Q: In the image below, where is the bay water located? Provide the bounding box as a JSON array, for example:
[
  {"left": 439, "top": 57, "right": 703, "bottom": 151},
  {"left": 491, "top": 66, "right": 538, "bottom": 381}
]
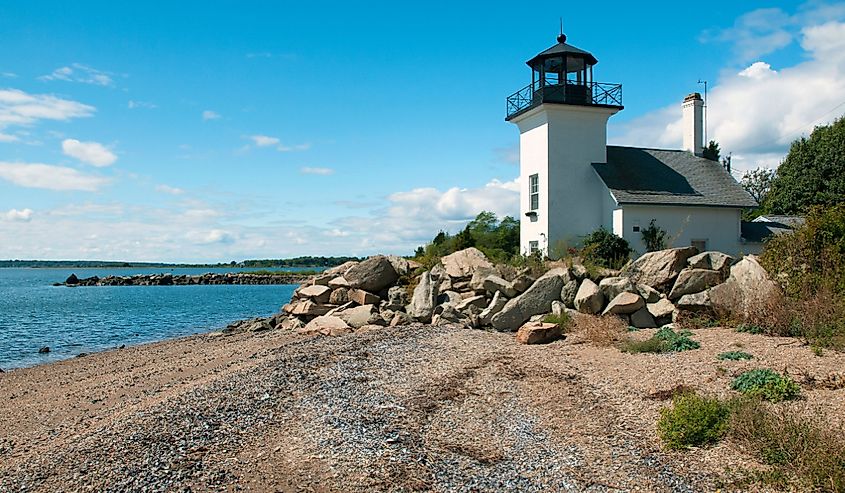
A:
[{"left": 0, "top": 267, "right": 298, "bottom": 370}]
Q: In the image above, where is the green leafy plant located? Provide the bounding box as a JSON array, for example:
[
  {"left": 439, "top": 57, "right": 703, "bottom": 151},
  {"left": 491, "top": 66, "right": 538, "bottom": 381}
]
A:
[
  {"left": 717, "top": 351, "right": 753, "bottom": 361},
  {"left": 731, "top": 369, "right": 801, "bottom": 402},
  {"left": 736, "top": 323, "right": 765, "bottom": 335},
  {"left": 581, "top": 227, "right": 633, "bottom": 269},
  {"left": 655, "top": 327, "right": 701, "bottom": 352},
  {"left": 657, "top": 391, "right": 730, "bottom": 450},
  {"left": 641, "top": 219, "right": 667, "bottom": 252},
  {"left": 543, "top": 312, "right": 572, "bottom": 332}
]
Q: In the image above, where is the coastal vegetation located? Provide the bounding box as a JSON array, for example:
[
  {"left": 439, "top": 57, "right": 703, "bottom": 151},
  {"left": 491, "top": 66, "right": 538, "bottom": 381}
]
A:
[{"left": 414, "top": 211, "right": 520, "bottom": 264}]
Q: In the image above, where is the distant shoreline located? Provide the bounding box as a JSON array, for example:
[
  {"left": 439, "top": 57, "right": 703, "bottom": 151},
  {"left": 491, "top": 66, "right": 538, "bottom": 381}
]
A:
[{"left": 0, "top": 256, "right": 361, "bottom": 269}]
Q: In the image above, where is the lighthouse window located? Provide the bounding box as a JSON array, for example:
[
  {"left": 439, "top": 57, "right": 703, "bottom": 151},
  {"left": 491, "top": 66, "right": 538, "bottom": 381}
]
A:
[{"left": 529, "top": 174, "right": 539, "bottom": 211}]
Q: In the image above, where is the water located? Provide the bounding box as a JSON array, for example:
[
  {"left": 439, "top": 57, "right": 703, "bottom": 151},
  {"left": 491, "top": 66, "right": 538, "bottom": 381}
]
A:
[{"left": 0, "top": 267, "right": 300, "bottom": 370}]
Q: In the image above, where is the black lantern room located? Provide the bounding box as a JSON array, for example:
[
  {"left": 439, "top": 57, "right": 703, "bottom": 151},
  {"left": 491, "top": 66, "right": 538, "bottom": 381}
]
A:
[{"left": 506, "top": 33, "right": 622, "bottom": 120}]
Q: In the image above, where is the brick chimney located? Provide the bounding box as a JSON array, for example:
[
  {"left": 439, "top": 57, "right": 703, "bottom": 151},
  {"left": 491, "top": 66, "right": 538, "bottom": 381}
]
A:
[{"left": 682, "top": 93, "right": 704, "bottom": 156}]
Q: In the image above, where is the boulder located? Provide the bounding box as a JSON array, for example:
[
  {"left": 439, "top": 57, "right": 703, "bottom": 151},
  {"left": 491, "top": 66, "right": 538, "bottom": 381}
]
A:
[
  {"left": 469, "top": 267, "right": 498, "bottom": 291},
  {"left": 386, "top": 255, "right": 411, "bottom": 277},
  {"left": 408, "top": 272, "right": 438, "bottom": 323},
  {"left": 622, "top": 246, "right": 699, "bottom": 292},
  {"left": 630, "top": 307, "right": 657, "bottom": 328},
  {"left": 668, "top": 268, "right": 723, "bottom": 300},
  {"left": 386, "top": 286, "right": 408, "bottom": 309},
  {"left": 551, "top": 300, "right": 565, "bottom": 316},
  {"left": 348, "top": 289, "right": 380, "bottom": 306},
  {"left": 343, "top": 256, "right": 399, "bottom": 292},
  {"left": 440, "top": 247, "right": 493, "bottom": 279},
  {"left": 311, "top": 273, "right": 334, "bottom": 286},
  {"left": 482, "top": 275, "right": 518, "bottom": 298},
  {"left": 515, "top": 322, "right": 564, "bottom": 345},
  {"left": 491, "top": 268, "right": 568, "bottom": 331},
  {"left": 676, "top": 291, "right": 713, "bottom": 313},
  {"left": 687, "top": 251, "right": 734, "bottom": 277},
  {"left": 647, "top": 298, "right": 675, "bottom": 324},
  {"left": 602, "top": 292, "right": 645, "bottom": 315},
  {"left": 432, "top": 304, "right": 468, "bottom": 326},
  {"left": 561, "top": 280, "right": 578, "bottom": 308},
  {"left": 302, "top": 315, "right": 350, "bottom": 336},
  {"left": 329, "top": 287, "right": 349, "bottom": 305},
  {"left": 328, "top": 276, "right": 350, "bottom": 289},
  {"left": 279, "top": 317, "right": 304, "bottom": 331},
  {"left": 709, "top": 255, "right": 781, "bottom": 319},
  {"left": 283, "top": 300, "right": 333, "bottom": 317},
  {"left": 390, "top": 311, "right": 413, "bottom": 327},
  {"left": 298, "top": 284, "right": 332, "bottom": 304},
  {"left": 65, "top": 273, "right": 80, "bottom": 285},
  {"left": 336, "top": 304, "right": 384, "bottom": 329},
  {"left": 511, "top": 273, "right": 536, "bottom": 293},
  {"left": 324, "top": 261, "right": 358, "bottom": 277},
  {"left": 479, "top": 291, "right": 507, "bottom": 326},
  {"left": 569, "top": 264, "right": 589, "bottom": 281},
  {"left": 599, "top": 277, "right": 637, "bottom": 301},
  {"left": 456, "top": 295, "right": 488, "bottom": 312},
  {"left": 437, "top": 290, "right": 463, "bottom": 306},
  {"left": 636, "top": 284, "right": 661, "bottom": 303},
  {"left": 574, "top": 279, "right": 605, "bottom": 315}
]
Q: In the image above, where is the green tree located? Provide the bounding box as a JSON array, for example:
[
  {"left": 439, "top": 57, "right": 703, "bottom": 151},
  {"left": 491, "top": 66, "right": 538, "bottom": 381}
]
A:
[
  {"left": 702, "top": 140, "right": 720, "bottom": 162},
  {"left": 453, "top": 224, "right": 476, "bottom": 251},
  {"left": 764, "top": 116, "right": 845, "bottom": 214},
  {"left": 413, "top": 246, "right": 425, "bottom": 258},
  {"left": 641, "top": 219, "right": 667, "bottom": 252}
]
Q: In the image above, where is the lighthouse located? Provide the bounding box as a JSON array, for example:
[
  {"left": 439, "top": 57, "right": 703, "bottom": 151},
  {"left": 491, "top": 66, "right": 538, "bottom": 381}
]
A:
[{"left": 506, "top": 32, "right": 623, "bottom": 257}]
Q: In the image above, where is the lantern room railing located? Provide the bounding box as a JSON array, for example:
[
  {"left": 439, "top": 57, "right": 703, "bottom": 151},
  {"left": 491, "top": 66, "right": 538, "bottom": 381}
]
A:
[{"left": 505, "top": 81, "right": 623, "bottom": 119}]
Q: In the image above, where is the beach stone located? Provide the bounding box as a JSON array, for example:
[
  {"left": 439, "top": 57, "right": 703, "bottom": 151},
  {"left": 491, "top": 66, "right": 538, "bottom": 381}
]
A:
[
  {"left": 337, "top": 304, "right": 385, "bottom": 329},
  {"left": 516, "top": 322, "right": 563, "bottom": 345},
  {"left": 440, "top": 247, "right": 493, "bottom": 279},
  {"left": 676, "top": 291, "right": 713, "bottom": 313},
  {"left": 38, "top": 346, "right": 50, "bottom": 354},
  {"left": 630, "top": 306, "right": 657, "bottom": 328},
  {"left": 569, "top": 263, "right": 589, "bottom": 281},
  {"left": 386, "top": 255, "right": 411, "bottom": 277},
  {"left": 310, "top": 273, "right": 334, "bottom": 286},
  {"left": 561, "top": 280, "right": 578, "bottom": 308},
  {"left": 709, "top": 255, "right": 781, "bottom": 319},
  {"left": 328, "top": 276, "right": 350, "bottom": 289},
  {"left": 636, "top": 284, "right": 661, "bottom": 303},
  {"left": 432, "top": 304, "right": 468, "bottom": 326},
  {"left": 482, "top": 275, "right": 517, "bottom": 298},
  {"left": 479, "top": 291, "right": 507, "bottom": 326},
  {"left": 574, "top": 278, "right": 604, "bottom": 315},
  {"left": 329, "top": 287, "right": 349, "bottom": 305},
  {"left": 469, "top": 267, "right": 498, "bottom": 291},
  {"left": 344, "top": 256, "right": 398, "bottom": 292},
  {"left": 302, "top": 315, "right": 350, "bottom": 335},
  {"left": 551, "top": 300, "right": 565, "bottom": 316},
  {"left": 687, "top": 251, "right": 734, "bottom": 277},
  {"left": 408, "top": 271, "right": 438, "bottom": 323},
  {"left": 491, "top": 268, "right": 567, "bottom": 331},
  {"left": 284, "top": 300, "right": 333, "bottom": 317},
  {"left": 668, "top": 268, "right": 723, "bottom": 300},
  {"left": 647, "top": 298, "right": 675, "bottom": 324},
  {"left": 602, "top": 292, "right": 645, "bottom": 315},
  {"left": 298, "top": 284, "right": 332, "bottom": 304},
  {"left": 456, "top": 295, "right": 487, "bottom": 312},
  {"left": 348, "top": 289, "right": 380, "bottom": 306},
  {"left": 511, "top": 273, "right": 536, "bottom": 293},
  {"left": 390, "top": 311, "right": 413, "bottom": 327},
  {"left": 387, "top": 286, "right": 408, "bottom": 308},
  {"left": 622, "top": 246, "right": 699, "bottom": 291},
  {"left": 599, "top": 277, "right": 637, "bottom": 301}
]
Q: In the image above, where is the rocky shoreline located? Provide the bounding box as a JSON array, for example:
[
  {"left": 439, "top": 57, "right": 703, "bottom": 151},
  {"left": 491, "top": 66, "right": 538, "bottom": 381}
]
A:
[{"left": 56, "top": 272, "right": 310, "bottom": 287}]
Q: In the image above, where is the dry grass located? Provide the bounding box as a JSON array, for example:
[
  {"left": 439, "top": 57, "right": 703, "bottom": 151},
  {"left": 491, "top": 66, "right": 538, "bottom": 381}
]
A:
[{"left": 572, "top": 314, "right": 627, "bottom": 347}]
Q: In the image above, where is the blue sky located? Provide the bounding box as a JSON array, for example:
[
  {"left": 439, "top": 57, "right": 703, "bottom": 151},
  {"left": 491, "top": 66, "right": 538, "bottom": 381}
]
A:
[{"left": 1, "top": 1, "right": 844, "bottom": 262}]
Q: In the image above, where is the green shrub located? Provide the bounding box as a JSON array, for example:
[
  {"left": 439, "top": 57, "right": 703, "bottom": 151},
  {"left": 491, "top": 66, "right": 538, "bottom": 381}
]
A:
[
  {"left": 621, "top": 336, "right": 666, "bottom": 354},
  {"left": 581, "top": 227, "right": 632, "bottom": 269},
  {"left": 717, "top": 351, "right": 753, "bottom": 361},
  {"left": 641, "top": 219, "right": 667, "bottom": 252},
  {"left": 657, "top": 391, "right": 730, "bottom": 450},
  {"left": 736, "top": 323, "right": 765, "bottom": 335},
  {"left": 655, "top": 327, "right": 701, "bottom": 352},
  {"left": 731, "top": 369, "right": 801, "bottom": 402},
  {"left": 543, "top": 312, "right": 572, "bottom": 332}
]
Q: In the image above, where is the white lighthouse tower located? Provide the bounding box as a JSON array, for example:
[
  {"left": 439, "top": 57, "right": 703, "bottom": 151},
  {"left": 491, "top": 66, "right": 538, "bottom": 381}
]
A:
[{"left": 506, "top": 33, "right": 623, "bottom": 257}]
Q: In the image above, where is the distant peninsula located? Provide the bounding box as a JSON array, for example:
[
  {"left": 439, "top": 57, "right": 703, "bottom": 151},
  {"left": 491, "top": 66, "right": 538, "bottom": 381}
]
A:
[{"left": 0, "top": 256, "right": 361, "bottom": 269}]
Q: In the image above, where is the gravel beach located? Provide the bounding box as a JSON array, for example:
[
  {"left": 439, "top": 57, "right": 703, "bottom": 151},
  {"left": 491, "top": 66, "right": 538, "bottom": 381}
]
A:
[{"left": 2, "top": 324, "right": 843, "bottom": 492}]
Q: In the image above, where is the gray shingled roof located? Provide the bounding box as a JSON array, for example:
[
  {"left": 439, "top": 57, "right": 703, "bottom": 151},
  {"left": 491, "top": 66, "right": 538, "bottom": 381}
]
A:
[
  {"left": 592, "top": 146, "right": 758, "bottom": 208},
  {"left": 528, "top": 42, "right": 598, "bottom": 66}
]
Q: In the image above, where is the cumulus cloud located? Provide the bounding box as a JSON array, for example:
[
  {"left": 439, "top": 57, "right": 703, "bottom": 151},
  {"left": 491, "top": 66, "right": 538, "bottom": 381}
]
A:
[
  {"left": 202, "top": 110, "right": 221, "bottom": 121},
  {"left": 610, "top": 17, "right": 845, "bottom": 172},
  {"left": 155, "top": 184, "right": 184, "bottom": 195},
  {"left": 249, "top": 134, "right": 280, "bottom": 147},
  {"left": 3, "top": 208, "right": 33, "bottom": 222},
  {"left": 0, "top": 89, "right": 94, "bottom": 129},
  {"left": 0, "top": 162, "right": 109, "bottom": 191},
  {"left": 0, "top": 132, "right": 19, "bottom": 143},
  {"left": 39, "top": 63, "right": 114, "bottom": 86},
  {"left": 189, "top": 229, "right": 235, "bottom": 245},
  {"left": 61, "top": 139, "right": 117, "bottom": 167},
  {"left": 300, "top": 166, "right": 334, "bottom": 175}
]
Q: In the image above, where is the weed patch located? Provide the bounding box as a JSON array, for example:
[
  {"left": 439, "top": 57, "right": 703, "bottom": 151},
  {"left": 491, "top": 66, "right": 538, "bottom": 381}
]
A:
[
  {"left": 717, "top": 351, "right": 753, "bottom": 361},
  {"left": 621, "top": 327, "right": 700, "bottom": 354},
  {"left": 657, "top": 391, "right": 730, "bottom": 449},
  {"left": 731, "top": 369, "right": 801, "bottom": 402}
]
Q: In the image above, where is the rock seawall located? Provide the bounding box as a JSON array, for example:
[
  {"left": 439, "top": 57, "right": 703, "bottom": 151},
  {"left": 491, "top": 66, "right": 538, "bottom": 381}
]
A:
[{"left": 58, "top": 272, "right": 310, "bottom": 287}]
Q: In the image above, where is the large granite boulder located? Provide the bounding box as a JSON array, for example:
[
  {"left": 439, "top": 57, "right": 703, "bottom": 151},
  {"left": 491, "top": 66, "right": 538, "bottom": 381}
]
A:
[
  {"left": 687, "top": 251, "right": 734, "bottom": 277},
  {"left": 599, "top": 277, "right": 637, "bottom": 301},
  {"left": 440, "top": 247, "right": 494, "bottom": 279},
  {"left": 479, "top": 291, "right": 507, "bottom": 326},
  {"left": 709, "top": 255, "right": 781, "bottom": 319},
  {"left": 298, "top": 284, "right": 332, "bottom": 304},
  {"left": 336, "top": 304, "right": 384, "bottom": 329},
  {"left": 676, "top": 291, "right": 713, "bottom": 313},
  {"left": 602, "top": 292, "right": 645, "bottom": 315},
  {"left": 561, "top": 280, "right": 578, "bottom": 309},
  {"left": 622, "top": 246, "right": 699, "bottom": 292},
  {"left": 647, "top": 298, "right": 675, "bottom": 325},
  {"left": 344, "top": 256, "right": 399, "bottom": 293},
  {"left": 482, "top": 275, "right": 517, "bottom": 298},
  {"left": 668, "top": 268, "right": 723, "bottom": 300},
  {"left": 515, "top": 322, "right": 563, "bottom": 345},
  {"left": 574, "top": 278, "right": 604, "bottom": 315},
  {"left": 630, "top": 307, "right": 658, "bottom": 328},
  {"left": 408, "top": 271, "right": 439, "bottom": 323},
  {"left": 469, "top": 267, "right": 498, "bottom": 291},
  {"left": 324, "top": 261, "right": 358, "bottom": 277},
  {"left": 301, "top": 315, "right": 351, "bottom": 336},
  {"left": 386, "top": 255, "right": 411, "bottom": 277},
  {"left": 491, "top": 268, "right": 568, "bottom": 331}
]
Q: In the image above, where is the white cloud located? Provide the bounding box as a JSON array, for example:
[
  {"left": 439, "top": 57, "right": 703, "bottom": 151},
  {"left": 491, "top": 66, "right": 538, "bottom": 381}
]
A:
[
  {"left": 610, "top": 16, "right": 845, "bottom": 173},
  {"left": 0, "top": 162, "right": 109, "bottom": 191},
  {"left": 187, "top": 229, "right": 235, "bottom": 245},
  {"left": 0, "top": 89, "right": 94, "bottom": 129},
  {"left": 202, "top": 110, "right": 221, "bottom": 121},
  {"left": 61, "top": 139, "right": 117, "bottom": 167},
  {"left": 0, "top": 132, "right": 19, "bottom": 143},
  {"left": 3, "top": 208, "right": 33, "bottom": 222},
  {"left": 155, "top": 184, "right": 184, "bottom": 195},
  {"left": 1, "top": 72, "right": 17, "bottom": 78},
  {"left": 249, "top": 134, "right": 280, "bottom": 147},
  {"left": 39, "top": 63, "right": 114, "bottom": 86},
  {"left": 278, "top": 142, "right": 311, "bottom": 152},
  {"left": 300, "top": 166, "right": 334, "bottom": 175},
  {"left": 127, "top": 100, "right": 157, "bottom": 109}
]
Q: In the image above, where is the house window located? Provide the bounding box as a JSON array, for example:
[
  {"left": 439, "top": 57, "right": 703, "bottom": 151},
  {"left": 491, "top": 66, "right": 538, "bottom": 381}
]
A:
[
  {"left": 529, "top": 174, "right": 539, "bottom": 211},
  {"left": 691, "top": 239, "right": 707, "bottom": 252},
  {"left": 529, "top": 241, "right": 539, "bottom": 254},
  {"left": 632, "top": 225, "right": 640, "bottom": 233}
]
